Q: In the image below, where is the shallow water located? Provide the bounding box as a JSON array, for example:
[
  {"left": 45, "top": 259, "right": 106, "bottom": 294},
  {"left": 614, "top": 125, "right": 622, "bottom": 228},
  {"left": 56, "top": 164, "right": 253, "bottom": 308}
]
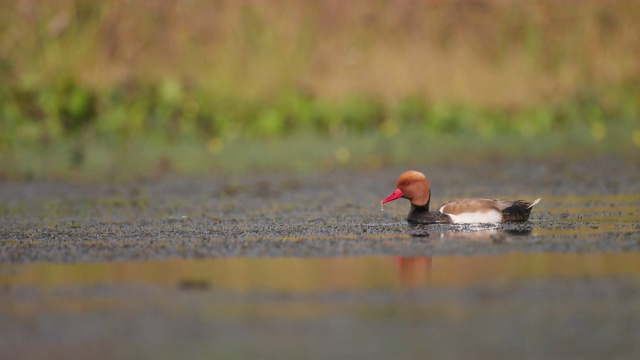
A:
[
  {"left": 1, "top": 192, "right": 639, "bottom": 262},
  {"left": 2, "top": 252, "right": 640, "bottom": 359},
  {"left": 4, "top": 252, "right": 640, "bottom": 291},
  {"left": 1, "top": 160, "right": 640, "bottom": 359}
]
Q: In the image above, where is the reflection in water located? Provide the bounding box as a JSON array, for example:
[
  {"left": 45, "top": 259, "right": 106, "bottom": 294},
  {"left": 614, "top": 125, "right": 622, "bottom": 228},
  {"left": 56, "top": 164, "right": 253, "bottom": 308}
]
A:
[
  {"left": 3, "top": 252, "right": 640, "bottom": 292},
  {"left": 398, "top": 227, "right": 538, "bottom": 287},
  {"left": 410, "top": 228, "right": 532, "bottom": 244},
  {"left": 396, "top": 256, "right": 432, "bottom": 287}
]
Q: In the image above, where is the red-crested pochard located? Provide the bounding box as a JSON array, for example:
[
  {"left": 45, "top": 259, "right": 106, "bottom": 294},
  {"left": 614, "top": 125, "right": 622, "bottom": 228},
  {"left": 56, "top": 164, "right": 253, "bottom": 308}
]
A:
[{"left": 381, "top": 170, "right": 541, "bottom": 224}]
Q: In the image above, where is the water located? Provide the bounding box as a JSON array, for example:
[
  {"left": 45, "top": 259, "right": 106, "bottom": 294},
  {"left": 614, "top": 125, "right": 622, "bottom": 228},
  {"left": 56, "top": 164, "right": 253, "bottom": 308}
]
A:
[
  {"left": 3, "top": 252, "right": 640, "bottom": 291},
  {"left": 3, "top": 252, "right": 640, "bottom": 359},
  {"left": 1, "top": 164, "right": 640, "bottom": 359}
]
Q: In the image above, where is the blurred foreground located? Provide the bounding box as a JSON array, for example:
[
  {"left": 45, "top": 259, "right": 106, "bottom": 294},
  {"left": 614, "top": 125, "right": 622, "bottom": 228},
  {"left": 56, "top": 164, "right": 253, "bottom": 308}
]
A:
[{"left": 2, "top": 255, "right": 640, "bottom": 360}]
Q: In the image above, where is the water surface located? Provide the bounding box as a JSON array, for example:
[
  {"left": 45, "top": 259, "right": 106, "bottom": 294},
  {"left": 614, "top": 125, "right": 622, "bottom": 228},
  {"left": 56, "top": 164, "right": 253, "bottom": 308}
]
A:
[
  {"left": 4, "top": 251, "right": 640, "bottom": 292},
  {"left": 1, "top": 162, "right": 640, "bottom": 359}
]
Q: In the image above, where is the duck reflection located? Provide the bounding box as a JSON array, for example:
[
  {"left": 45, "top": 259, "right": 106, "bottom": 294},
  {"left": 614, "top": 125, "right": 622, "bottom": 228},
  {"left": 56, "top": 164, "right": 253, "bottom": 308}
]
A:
[
  {"left": 396, "top": 256, "right": 432, "bottom": 287},
  {"left": 410, "top": 226, "right": 532, "bottom": 241},
  {"left": 396, "top": 228, "right": 533, "bottom": 286}
]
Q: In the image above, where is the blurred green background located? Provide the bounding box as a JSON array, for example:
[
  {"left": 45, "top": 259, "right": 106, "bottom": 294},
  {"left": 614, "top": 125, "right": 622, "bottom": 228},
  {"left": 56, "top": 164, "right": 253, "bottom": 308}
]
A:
[{"left": 1, "top": 0, "right": 639, "bottom": 180}]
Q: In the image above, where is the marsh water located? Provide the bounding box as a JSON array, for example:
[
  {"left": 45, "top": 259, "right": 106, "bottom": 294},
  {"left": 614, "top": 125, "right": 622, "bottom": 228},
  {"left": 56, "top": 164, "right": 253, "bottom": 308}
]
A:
[
  {"left": 1, "top": 158, "right": 640, "bottom": 359},
  {"left": 6, "top": 252, "right": 640, "bottom": 289}
]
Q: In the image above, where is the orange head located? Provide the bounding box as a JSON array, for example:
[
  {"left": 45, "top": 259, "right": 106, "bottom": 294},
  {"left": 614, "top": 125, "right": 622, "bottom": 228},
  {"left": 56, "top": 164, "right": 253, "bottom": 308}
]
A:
[{"left": 381, "top": 170, "right": 431, "bottom": 207}]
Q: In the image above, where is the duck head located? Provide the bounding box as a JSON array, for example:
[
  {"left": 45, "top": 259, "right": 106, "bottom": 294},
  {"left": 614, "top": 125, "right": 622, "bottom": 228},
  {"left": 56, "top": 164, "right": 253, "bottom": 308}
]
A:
[{"left": 381, "top": 170, "right": 431, "bottom": 207}]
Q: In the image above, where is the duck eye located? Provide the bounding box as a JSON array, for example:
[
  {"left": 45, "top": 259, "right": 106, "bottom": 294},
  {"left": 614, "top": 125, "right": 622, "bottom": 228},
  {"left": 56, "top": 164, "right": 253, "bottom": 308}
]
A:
[{"left": 402, "top": 181, "right": 410, "bottom": 186}]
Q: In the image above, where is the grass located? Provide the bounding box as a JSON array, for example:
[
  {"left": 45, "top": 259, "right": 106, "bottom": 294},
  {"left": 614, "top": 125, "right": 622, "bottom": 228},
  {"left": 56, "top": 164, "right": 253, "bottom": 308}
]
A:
[
  {"left": 0, "top": 0, "right": 639, "bottom": 180},
  {"left": 2, "top": 120, "right": 638, "bottom": 182}
]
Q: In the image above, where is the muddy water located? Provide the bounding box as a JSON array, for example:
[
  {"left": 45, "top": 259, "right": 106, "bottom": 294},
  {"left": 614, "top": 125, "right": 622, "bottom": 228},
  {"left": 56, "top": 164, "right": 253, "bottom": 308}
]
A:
[
  {"left": 2, "top": 252, "right": 640, "bottom": 359},
  {"left": 4, "top": 252, "right": 640, "bottom": 291},
  {"left": 1, "top": 158, "right": 640, "bottom": 359},
  {"left": 1, "top": 192, "right": 639, "bottom": 262}
]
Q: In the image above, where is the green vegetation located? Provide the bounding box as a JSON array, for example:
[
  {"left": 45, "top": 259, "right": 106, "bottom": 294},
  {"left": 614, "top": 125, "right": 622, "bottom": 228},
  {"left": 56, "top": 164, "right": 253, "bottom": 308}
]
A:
[{"left": 0, "top": 1, "right": 639, "bottom": 179}]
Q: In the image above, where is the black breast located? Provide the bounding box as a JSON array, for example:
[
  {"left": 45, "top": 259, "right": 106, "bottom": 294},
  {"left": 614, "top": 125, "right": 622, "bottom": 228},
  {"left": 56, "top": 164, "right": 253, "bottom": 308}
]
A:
[{"left": 407, "top": 204, "right": 453, "bottom": 224}]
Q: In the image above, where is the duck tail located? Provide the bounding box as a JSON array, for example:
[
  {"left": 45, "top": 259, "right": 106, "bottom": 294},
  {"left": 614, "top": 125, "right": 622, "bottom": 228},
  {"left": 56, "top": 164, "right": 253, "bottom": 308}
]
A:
[{"left": 527, "top": 198, "right": 542, "bottom": 209}]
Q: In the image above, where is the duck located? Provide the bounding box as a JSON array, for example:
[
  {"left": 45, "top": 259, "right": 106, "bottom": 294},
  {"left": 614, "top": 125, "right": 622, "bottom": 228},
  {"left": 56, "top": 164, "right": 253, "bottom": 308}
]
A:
[{"left": 381, "top": 170, "right": 541, "bottom": 224}]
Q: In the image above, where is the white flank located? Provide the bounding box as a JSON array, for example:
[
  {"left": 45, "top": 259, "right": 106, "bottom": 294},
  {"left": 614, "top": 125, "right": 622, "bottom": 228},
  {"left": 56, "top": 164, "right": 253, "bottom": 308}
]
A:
[{"left": 446, "top": 209, "right": 503, "bottom": 224}]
